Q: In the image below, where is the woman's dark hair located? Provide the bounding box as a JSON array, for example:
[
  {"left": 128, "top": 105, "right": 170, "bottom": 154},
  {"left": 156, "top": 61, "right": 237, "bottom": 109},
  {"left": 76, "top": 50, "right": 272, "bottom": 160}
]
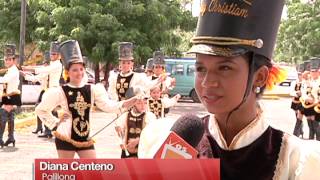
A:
[
  {"left": 66, "top": 77, "right": 70, "bottom": 83},
  {"left": 242, "top": 52, "right": 272, "bottom": 98},
  {"left": 65, "top": 62, "right": 85, "bottom": 71}
]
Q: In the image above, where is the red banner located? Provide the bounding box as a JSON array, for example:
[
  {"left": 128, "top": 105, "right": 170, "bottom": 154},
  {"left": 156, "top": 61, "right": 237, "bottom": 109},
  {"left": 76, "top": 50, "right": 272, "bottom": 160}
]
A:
[{"left": 34, "top": 159, "right": 220, "bottom": 180}]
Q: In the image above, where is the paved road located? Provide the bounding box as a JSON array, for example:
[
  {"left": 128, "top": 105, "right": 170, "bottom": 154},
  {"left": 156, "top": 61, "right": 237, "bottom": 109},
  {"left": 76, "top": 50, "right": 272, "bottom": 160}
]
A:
[{"left": 0, "top": 98, "right": 308, "bottom": 179}]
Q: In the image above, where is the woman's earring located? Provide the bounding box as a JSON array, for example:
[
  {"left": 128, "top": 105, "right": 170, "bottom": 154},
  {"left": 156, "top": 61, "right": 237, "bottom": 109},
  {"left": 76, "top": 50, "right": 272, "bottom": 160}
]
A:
[{"left": 255, "top": 86, "right": 261, "bottom": 94}]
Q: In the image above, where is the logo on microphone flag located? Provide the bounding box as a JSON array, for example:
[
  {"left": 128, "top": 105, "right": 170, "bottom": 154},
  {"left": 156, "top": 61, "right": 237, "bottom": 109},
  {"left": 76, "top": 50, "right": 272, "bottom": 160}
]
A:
[{"left": 154, "top": 131, "right": 198, "bottom": 159}]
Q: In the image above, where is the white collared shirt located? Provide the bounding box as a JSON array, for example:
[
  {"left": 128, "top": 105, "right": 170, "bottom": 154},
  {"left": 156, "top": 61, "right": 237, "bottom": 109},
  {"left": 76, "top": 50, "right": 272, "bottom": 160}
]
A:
[
  {"left": 149, "top": 74, "right": 174, "bottom": 91},
  {"left": 107, "top": 71, "right": 160, "bottom": 101},
  {"left": 35, "top": 83, "right": 124, "bottom": 138},
  {"left": 0, "top": 65, "right": 20, "bottom": 94},
  {"left": 35, "top": 60, "right": 63, "bottom": 88}
]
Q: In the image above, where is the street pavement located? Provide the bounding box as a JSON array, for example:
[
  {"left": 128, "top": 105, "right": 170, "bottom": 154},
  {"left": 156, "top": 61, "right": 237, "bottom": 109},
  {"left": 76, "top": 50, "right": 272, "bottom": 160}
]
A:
[{"left": 0, "top": 97, "right": 311, "bottom": 180}]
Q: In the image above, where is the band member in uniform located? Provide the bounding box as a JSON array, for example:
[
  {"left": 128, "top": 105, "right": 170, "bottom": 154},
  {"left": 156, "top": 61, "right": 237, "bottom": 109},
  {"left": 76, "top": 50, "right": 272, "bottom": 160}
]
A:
[
  {"left": 35, "top": 40, "right": 138, "bottom": 158},
  {"left": 314, "top": 86, "right": 320, "bottom": 140},
  {"left": 23, "top": 41, "right": 63, "bottom": 138},
  {"left": 151, "top": 51, "right": 176, "bottom": 95},
  {"left": 310, "top": 62, "right": 320, "bottom": 141},
  {"left": 150, "top": 51, "right": 176, "bottom": 115},
  {"left": 21, "top": 52, "right": 50, "bottom": 134},
  {"left": 139, "top": 0, "right": 320, "bottom": 178},
  {"left": 301, "top": 68, "right": 319, "bottom": 140},
  {"left": 0, "top": 44, "right": 22, "bottom": 148},
  {"left": 108, "top": 42, "right": 164, "bottom": 102},
  {"left": 147, "top": 86, "right": 180, "bottom": 119},
  {"left": 115, "top": 93, "right": 156, "bottom": 158},
  {"left": 290, "top": 72, "right": 304, "bottom": 137}
]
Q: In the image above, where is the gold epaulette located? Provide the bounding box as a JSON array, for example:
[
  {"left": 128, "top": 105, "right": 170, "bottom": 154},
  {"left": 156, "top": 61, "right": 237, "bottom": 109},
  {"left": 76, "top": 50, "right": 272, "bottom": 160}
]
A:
[
  {"left": 53, "top": 131, "right": 95, "bottom": 148},
  {"left": 301, "top": 99, "right": 316, "bottom": 109},
  {"left": 314, "top": 105, "right": 320, "bottom": 113}
]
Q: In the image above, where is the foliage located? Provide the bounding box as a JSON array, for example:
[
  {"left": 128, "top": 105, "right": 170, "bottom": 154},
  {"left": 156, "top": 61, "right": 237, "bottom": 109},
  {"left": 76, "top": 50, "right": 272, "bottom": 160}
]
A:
[
  {"left": 275, "top": 0, "right": 320, "bottom": 64},
  {"left": 26, "top": 0, "right": 197, "bottom": 66}
]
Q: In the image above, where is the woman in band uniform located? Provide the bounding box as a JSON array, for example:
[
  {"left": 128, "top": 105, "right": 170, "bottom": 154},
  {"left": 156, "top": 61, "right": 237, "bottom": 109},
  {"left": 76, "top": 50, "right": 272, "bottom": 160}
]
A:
[
  {"left": 139, "top": 0, "right": 320, "bottom": 179},
  {"left": 35, "top": 40, "right": 137, "bottom": 158}
]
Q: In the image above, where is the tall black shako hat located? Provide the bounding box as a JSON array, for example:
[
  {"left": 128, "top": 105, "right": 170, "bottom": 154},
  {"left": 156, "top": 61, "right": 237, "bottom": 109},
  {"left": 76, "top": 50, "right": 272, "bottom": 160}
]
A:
[
  {"left": 189, "top": 0, "right": 284, "bottom": 60},
  {"left": 119, "top": 42, "right": 134, "bottom": 61},
  {"left": 310, "top": 57, "right": 320, "bottom": 71},
  {"left": 50, "top": 41, "right": 60, "bottom": 54},
  {"left": 146, "top": 58, "right": 154, "bottom": 70},
  {"left": 189, "top": 0, "right": 285, "bottom": 123},
  {"left": 304, "top": 61, "right": 311, "bottom": 71},
  {"left": 59, "top": 40, "right": 84, "bottom": 69},
  {"left": 4, "top": 44, "right": 16, "bottom": 58},
  {"left": 153, "top": 51, "right": 165, "bottom": 66}
]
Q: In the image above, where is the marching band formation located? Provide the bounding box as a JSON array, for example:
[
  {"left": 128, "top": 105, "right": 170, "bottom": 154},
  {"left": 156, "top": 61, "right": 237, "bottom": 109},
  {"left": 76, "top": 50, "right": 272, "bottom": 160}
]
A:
[
  {"left": 291, "top": 60, "right": 320, "bottom": 141},
  {"left": 0, "top": 40, "right": 181, "bottom": 158},
  {"left": 1, "top": 39, "right": 320, "bottom": 156},
  {"left": 0, "top": 39, "right": 319, "bottom": 158}
]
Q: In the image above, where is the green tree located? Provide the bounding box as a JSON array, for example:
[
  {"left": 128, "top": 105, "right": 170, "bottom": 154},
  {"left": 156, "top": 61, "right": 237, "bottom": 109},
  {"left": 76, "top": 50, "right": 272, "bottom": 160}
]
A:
[
  {"left": 30, "top": 0, "right": 196, "bottom": 81},
  {"left": 0, "top": 0, "right": 38, "bottom": 62},
  {"left": 275, "top": 0, "right": 320, "bottom": 64}
]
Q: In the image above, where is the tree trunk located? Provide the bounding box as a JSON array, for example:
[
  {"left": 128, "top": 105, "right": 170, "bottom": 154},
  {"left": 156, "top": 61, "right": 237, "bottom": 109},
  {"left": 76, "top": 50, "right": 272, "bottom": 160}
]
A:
[
  {"left": 94, "top": 63, "right": 100, "bottom": 84},
  {"left": 104, "top": 62, "right": 113, "bottom": 89}
]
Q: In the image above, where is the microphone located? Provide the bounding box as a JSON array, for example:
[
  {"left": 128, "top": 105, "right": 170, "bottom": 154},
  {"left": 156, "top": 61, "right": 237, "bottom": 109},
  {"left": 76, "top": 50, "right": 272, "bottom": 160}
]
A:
[
  {"left": 152, "top": 114, "right": 204, "bottom": 159},
  {"left": 170, "top": 114, "right": 205, "bottom": 147}
]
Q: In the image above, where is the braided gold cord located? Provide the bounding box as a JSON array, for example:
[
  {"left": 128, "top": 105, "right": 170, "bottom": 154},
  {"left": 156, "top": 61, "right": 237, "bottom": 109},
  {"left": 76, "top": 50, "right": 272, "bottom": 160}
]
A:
[
  {"left": 191, "top": 36, "right": 262, "bottom": 48},
  {"left": 53, "top": 131, "right": 95, "bottom": 148}
]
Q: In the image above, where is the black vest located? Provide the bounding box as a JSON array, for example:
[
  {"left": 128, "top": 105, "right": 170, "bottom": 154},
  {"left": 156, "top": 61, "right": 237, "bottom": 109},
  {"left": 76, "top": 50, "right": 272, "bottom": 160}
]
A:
[
  {"left": 151, "top": 75, "right": 157, "bottom": 81},
  {"left": 305, "top": 86, "right": 313, "bottom": 105},
  {"left": 293, "top": 82, "right": 302, "bottom": 102},
  {"left": 126, "top": 111, "right": 145, "bottom": 143},
  {"left": 62, "top": 85, "right": 91, "bottom": 142},
  {"left": 295, "top": 82, "right": 302, "bottom": 91},
  {"left": 116, "top": 73, "right": 134, "bottom": 101},
  {"left": 197, "top": 116, "right": 283, "bottom": 180},
  {"left": 3, "top": 83, "right": 7, "bottom": 95},
  {"left": 148, "top": 99, "right": 163, "bottom": 118}
]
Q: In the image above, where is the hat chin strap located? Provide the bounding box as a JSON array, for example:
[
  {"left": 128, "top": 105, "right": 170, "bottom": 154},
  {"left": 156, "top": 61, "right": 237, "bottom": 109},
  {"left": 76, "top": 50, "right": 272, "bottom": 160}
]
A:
[{"left": 223, "top": 53, "right": 255, "bottom": 141}]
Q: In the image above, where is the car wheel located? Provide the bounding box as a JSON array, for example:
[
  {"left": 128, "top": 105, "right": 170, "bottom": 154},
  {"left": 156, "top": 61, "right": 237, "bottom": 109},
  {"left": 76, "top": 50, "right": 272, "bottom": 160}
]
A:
[{"left": 190, "top": 89, "right": 200, "bottom": 103}]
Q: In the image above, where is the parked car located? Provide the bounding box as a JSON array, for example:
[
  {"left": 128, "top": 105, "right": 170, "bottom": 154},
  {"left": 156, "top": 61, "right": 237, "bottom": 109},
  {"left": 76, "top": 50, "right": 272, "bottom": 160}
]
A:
[
  {"left": 0, "top": 69, "right": 96, "bottom": 104},
  {"left": 279, "top": 66, "right": 298, "bottom": 86},
  {"left": 21, "top": 79, "right": 42, "bottom": 104},
  {"left": 165, "top": 58, "right": 200, "bottom": 103}
]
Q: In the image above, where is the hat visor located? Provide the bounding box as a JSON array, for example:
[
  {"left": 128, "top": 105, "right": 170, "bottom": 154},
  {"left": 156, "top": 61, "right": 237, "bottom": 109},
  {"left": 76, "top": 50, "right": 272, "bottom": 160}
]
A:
[
  {"left": 68, "top": 59, "right": 85, "bottom": 66},
  {"left": 187, "top": 44, "right": 248, "bottom": 57},
  {"left": 4, "top": 55, "right": 15, "bottom": 59}
]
